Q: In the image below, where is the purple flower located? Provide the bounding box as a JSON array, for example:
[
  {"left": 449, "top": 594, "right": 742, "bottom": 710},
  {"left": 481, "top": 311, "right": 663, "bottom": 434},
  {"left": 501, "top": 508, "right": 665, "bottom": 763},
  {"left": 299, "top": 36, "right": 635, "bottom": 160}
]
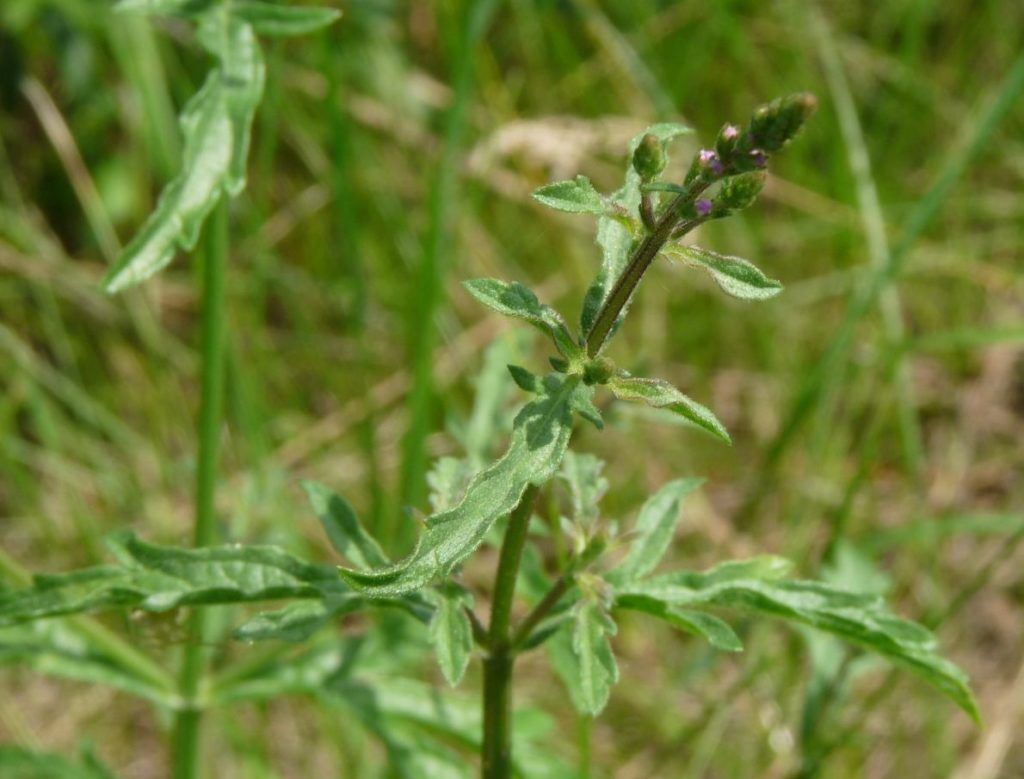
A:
[
  {"left": 722, "top": 124, "right": 740, "bottom": 141},
  {"left": 695, "top": 198, "right": 713, "bottom": 217},
  {"left": 749, "top": 148, "right": 768, "bottom": 168},
  {"left": 698, "top": 148, "right": 724, "bottom": 175}
]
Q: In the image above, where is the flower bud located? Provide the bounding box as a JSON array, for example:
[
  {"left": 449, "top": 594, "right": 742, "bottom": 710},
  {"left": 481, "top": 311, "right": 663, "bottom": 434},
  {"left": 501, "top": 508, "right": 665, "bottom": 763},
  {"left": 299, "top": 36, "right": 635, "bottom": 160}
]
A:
[
  {"left": 632, "top": 133, "right": 667, "bottom": 181},
  {"left": 695, "top": 198, "right": 713, "bottom": 217},
  {"left": 717, "top": 171, "right": 766, "bottom": 211},
  {"left": 715, "top": 123, "right": 741, "bottom": 160},
  {"left": 746, "top": 92, "right": 817, "bottom": 152}
]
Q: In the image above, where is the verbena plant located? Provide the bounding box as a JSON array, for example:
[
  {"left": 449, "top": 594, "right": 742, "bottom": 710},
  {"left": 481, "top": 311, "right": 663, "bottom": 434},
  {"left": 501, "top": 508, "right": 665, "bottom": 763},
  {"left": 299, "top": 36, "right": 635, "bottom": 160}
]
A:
[{"left": 0, "top": 3, "right": 978, "bottom": 777}]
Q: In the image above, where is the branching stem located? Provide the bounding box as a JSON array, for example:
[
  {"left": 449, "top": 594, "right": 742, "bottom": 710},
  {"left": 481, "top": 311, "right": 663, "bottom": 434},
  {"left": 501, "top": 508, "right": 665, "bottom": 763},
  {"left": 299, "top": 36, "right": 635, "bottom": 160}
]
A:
[{"left": 584, "top": 183, "right": 709, "bottom": 356}]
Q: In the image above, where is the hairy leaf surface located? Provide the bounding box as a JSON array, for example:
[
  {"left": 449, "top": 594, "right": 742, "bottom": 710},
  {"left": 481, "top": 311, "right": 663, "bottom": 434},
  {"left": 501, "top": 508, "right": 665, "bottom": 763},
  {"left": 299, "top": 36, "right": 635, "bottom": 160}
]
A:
[
  {"left": 427, "top": 584, "right": 474, "bottom": 686},
  {"left": 303, "top": 481, "right": 390, "bottom": 570},
  {"left": 532, "top": 175, "right": 607, "bottom": 214},
  {"left": 570, "top": 601, "right": 619, "bottom": 715},
  {"left": 339, "top": 376, "right": 592, "bottom": 596},
  {"left": 607, "top": 375, "right": 730, "bottom": 443},
  {"left": 663, "top": 244, "right": 783, "bottom": 300},
  {"left": 613, "top": 477, "right": 704, "bottom": 581},
  {"left": 463, "top": 278, "right": 578, "bottom": 357}
]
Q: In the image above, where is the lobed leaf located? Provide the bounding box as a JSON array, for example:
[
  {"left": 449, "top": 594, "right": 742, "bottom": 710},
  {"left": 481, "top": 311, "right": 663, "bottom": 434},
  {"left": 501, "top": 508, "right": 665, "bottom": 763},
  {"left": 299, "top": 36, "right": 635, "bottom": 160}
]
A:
[
  {"left": 570, "top": 601, "right": 619, "bottom": 715},
  {"left": 303, "top": 481, "right": 390, "bottom": 570},
  {"left": 615, "top": 560, "right": 978, "bottom": 720},
  {"left": 463, "top": 278, "right": 578, "bottom": 357},
  {"left": 612, "top": 477, "right": 704, "bottom": 581},
  {"left": 338, "top": 375, "right": 592, "bottom": 596},
  {"left": 532, "top": 175, "right": 608, "bottom": 215},
  {"left": 427, "top": 585, "right": 474, "bottom": 686},
  {"left": 663, "top": 244, "right": 783, "bottom": 300},
  {"left": 607, "top": 375, "right": 730, "bottom": 444}
]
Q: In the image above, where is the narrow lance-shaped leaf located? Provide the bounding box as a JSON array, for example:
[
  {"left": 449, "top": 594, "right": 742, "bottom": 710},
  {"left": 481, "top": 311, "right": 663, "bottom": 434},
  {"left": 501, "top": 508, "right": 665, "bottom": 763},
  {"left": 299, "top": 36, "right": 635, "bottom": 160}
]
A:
[
  {"left": 612, "top": 477, "right": 704, "bottom": 581},
  {"left": 339, "top": 375, "right": 593, "bottom": 597},
  {"left": 662, "top": 244, "right": 783, "bottom": 300},
  {"left": 579, "top": 123, "right": 692, "bottom": 335},
  {"left": 104, "top": 7, "right": 266, "bottom": 292},
  {"left": 615, "top": 559, "right": 979, "bottom": 721},
  {"left": 463, "top": 279, "right": 579, "bottom": 358},
  {"left": 0, "top": 533, "right": 346, "bottom": 624},
  {"left": 532, "top": 175, "right": 608, "bottom": 215},
  {"left": 607, "top": 375, "right": 730, "bottom": 444},
  {"left": 615, "top": 596, "right": 742, "bottom": 652},
  {"left": 427, "top": 585, "right": 474, "bottom": 686},
  {"left": 303, "top": 481, "right": 390, "bottom": 570},
  {"left": 559, "top": 452, "right": 608, "bottom": 526},
  {"left": 570, "top": 601, "right": 619, "bottom": 715}
]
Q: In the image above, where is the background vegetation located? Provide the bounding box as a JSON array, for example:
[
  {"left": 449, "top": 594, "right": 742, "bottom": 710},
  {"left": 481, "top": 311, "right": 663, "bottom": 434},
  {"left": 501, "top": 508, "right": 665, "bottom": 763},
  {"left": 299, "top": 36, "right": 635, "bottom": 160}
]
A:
[{"left": 1, "top": 0, "right": 1022, "bottom": 776}]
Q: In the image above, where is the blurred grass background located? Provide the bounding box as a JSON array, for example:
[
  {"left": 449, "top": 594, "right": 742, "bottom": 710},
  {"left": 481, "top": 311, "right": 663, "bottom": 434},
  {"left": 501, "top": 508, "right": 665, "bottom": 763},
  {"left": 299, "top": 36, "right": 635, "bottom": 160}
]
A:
[{"left": 2, "top": 0, "right": 1024, "bottom": 776}]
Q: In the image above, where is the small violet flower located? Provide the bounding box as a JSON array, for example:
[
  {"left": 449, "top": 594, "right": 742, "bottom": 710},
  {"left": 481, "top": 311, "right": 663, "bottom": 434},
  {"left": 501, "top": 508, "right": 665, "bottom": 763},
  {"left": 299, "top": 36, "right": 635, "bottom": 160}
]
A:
[
  {"left": 749, "top": 148, "right": 768, "bottom": 168},
  {"left": 695, "top": 198, "right": 713, "bottom": 217},
  {"left": 721, "top": 124, "right": 740, "bottom": 141},
  {"left": 698, "top": 148, "right": 724, "bottom": 175}
]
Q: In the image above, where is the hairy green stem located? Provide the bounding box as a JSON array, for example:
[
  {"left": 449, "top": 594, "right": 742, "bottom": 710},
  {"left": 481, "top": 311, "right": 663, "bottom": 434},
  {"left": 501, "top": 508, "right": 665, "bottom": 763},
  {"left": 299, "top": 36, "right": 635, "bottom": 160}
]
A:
[
  {"left": 481, "top": 484, "right": 538, "bottom": 778},
  {"left": 172, "top": 198, "right": 229, "bottom": 779},
  {"left": 584, "top": 185, "right": 707, "bottom": 356}
]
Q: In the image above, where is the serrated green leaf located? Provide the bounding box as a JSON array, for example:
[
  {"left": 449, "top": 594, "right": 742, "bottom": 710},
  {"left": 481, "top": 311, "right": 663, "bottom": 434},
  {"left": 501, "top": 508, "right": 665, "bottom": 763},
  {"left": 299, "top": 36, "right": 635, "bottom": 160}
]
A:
[
  {"left": 607, "top": 375, "right": 730, "bottom": 444},
  {"left": 339, "top": 376, "right": 591, "bottom": 597},
  {"left": 559, "top": 452, "right": 608, "bottom": 525},
  {"left": 570, "top": 601, "right": 619, "bottom": 715},
  {"left": 0, "top": 533, "right": 343, "bottom": 623},
  {"left": 579, "top": 122, "right": 692, "bottom": 335},
  {"left": 663, "top": 244, "right": 783, "bottom": 300},
  {"left": 0, "top": 620, "right": 175, "bottom": 706},
  {"left": 233, "top": 2, "right": 340, "bottom": 36},
  {"left": 104, "top": 9, "right": 265, "bottom": 292},
  {"left": 532, "top": 175, "right": 608, "bottom": 215},
  {"left": 613, "top": 478, "right": 704, "bottom": 581},
  {"left": 427, "top": 585, "right": 474, "bottom": 686},
  {"left": 303, "top": 481, "right": 390, "bottom": 570},
  {"left": 0, "top": 747, "right": 116, "bottom": 779},
  {"left": 616, "top": 561, "right": 978, "bottom": 720},
  {"left": 462, "top": 278, "right": 579, "bottom": 358},
  {"left": 616, "top": 596, "right": 742, "bottom": 652}
]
